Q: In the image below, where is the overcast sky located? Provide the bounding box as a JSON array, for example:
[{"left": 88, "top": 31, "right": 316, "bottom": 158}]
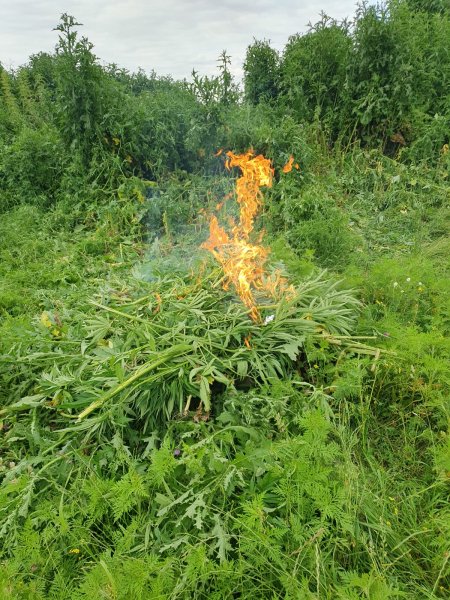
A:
[{"left": 0, "top": 1, "right": 359, "bottom": 80}]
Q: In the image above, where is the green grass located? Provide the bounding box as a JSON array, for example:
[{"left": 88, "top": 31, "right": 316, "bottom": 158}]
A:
[{"left": 0, "top": 146, "right": 449, "bottom": 599}]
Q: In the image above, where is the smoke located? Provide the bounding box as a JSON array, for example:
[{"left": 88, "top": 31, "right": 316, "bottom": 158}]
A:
[{"left": 135, "top": 166, "right": 237, "bottom": 282}]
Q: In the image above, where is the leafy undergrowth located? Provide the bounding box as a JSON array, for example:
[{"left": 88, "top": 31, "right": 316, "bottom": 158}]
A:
[{"left": 1, "top": 152, "right": 449, "bottom": 598}]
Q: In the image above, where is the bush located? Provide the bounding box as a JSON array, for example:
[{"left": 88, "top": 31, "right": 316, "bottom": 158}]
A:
[
  {"left": 279, "top": 186, "right": 359, "bottom": 268},
  {"left": 0, "top": 124, "right": 66, "bottom": 208},
  {"left": 280, "top": 15, "right": 351, "bottom": 137},
  {"left": 243, "top": 39, "right": 280, "bottom": 104}
]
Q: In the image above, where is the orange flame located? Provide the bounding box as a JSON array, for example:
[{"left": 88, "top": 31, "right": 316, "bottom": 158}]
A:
[
  {"left": 202, "top": 150, "right": 279, "bottom": 321},
  {"left": 282, "top": 155, "right": 299, "bottom": 173}
]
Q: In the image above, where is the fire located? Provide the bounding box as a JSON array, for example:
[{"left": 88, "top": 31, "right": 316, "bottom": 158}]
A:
[
  {"left": 202, "top": 150, "right": 277, "bottom": 321},
  {"left": 282, "top": 155, "right": 300, "bottom": 173}
]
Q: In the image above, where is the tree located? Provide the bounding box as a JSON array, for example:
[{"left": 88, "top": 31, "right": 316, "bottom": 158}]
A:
[
  {"left": 280, "top": 14, "right": 350, "bottom": 134},
  {"left": 243, "top": 39, "right": 280, "bottom": 105},
  {"left": 54, "top": 14, "right": 105, "bottom": 166}
]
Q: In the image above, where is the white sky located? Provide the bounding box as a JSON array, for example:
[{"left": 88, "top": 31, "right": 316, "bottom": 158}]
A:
[{"left": 0, "top": 0, "right": 359, "bottom": 80}]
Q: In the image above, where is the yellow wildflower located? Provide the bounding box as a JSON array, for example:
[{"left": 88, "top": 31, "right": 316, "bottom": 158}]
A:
[{"left": 40, "top": 311, "right": 52, "bottom": 328}]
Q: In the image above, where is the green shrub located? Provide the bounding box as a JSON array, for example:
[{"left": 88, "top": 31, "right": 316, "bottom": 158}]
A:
[
  {"left": 243, "top": 39, "right": 280, "bottom": 104},
  {"left": 279, "top": 187, "right": 359, "bottom": 268},
  {"left": 0, "top": 124, "right": 66, "bottom": 207},
  {"left": 280, "top": 15, "right": 350, "bottom": 137}
]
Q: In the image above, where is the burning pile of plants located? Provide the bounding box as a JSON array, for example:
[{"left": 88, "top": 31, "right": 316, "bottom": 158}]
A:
[{"left": 1, "top": 152, "right": 378, "bottom": 447}]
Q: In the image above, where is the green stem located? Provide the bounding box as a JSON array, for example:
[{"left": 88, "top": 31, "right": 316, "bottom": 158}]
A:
[
  {"left": 89, "top": 300, "right": 172, "bottom": 331},
  {"left": 77, "top": 343, "right": 191, "bottom": 420}
]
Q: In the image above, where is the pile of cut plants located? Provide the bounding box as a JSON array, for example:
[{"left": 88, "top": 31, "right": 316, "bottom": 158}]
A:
[{"left": 1, "top": 266, "right": 374, "bottom": 444}]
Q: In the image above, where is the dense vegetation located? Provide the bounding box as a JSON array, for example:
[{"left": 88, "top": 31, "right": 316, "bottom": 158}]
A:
[{"left": 0, "top": 1, "right": 449, "bottom": 598}]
